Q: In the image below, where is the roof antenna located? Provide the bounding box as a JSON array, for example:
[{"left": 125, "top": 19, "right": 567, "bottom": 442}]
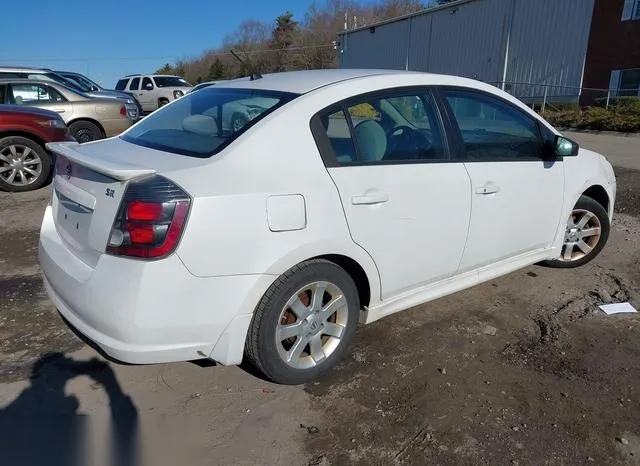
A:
[{"left": 229, "top": 49, "right": 262, "bottom": 81}]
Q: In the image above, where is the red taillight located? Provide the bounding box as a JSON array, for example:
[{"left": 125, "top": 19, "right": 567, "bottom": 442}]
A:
[
  {"left": 120, "top": 105, "right": 127, "bottom": 117},
  {"left": 127, "top": 200, "right": 163, "bottom": 221},
  {"left": 106, "top": 176, "right": 190, "bottom": 260}
]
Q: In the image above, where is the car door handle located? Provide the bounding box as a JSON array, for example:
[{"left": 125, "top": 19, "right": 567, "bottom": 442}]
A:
[
  {"left": 54, "top": 109, "right": 65, "bottom": 113},
  {"left": 476, "top": 184, "right": 500, "bottom": 195},
  {"left": 351, "top": 192, "right": 389, "bottom": 205}
]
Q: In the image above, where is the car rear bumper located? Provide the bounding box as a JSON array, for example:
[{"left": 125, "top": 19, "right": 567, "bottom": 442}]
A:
[{"left": 38, "top": 206, "right": 275, "bottom": 365}]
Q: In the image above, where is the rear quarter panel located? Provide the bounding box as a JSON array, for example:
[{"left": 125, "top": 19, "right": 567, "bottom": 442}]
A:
[{"left": 164, "top": 85, "right": 387, "bottom": 304}]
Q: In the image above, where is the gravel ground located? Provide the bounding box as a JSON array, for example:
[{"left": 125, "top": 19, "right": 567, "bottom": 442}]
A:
[{"left": 0, "top": 155, "right": 639, "bottom": 465}]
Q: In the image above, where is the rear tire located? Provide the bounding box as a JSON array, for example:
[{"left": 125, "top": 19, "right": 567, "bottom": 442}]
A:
[
  {"left": 69, "top": 121, "right": 103, "bottom": 143},
  {"left": 245, "top": 259, "right": 360, "bottom": 385},
  {"left": 0, "top": 136, "right": 51, "bottom": 192},
  {"left": 541, "top": 195, "right": 610, "bottom": 268}
]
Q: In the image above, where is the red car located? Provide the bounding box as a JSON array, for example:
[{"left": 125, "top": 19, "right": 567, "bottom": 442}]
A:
[{"left": 0, "top": 104, "right": 74, "bottom": 192}]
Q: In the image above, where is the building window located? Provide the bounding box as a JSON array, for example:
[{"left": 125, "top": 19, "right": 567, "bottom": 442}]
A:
[
  {"left": 622, "top": 0, "right": 640, "bottom": 21},
  {"left": 610, "top": 69, "right": 640, "bottom": 96}
]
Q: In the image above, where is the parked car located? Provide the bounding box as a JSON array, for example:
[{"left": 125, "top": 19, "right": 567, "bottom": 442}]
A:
[
  {"left": 39, "top": 69, "right": 616, "bottom": 385},
  {"left": 0, "top": 79, "right": 136, "bottom": 143},
  {"left": 0, "top": 105, "right": 72, "bottom": 192},
  {"left": 187, "top": 80, "right": 228, "bottom": 93},
  {"left": 0, "top": 67, "right": 140, "bottom": 120},
  {"left": 115, "top": 74, "right": 192, "bottom": 113}
]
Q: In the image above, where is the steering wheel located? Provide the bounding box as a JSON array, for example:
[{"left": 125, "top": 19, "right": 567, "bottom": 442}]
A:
[{"left": 386, "top": 125, "right": 432, "bottom": 160}]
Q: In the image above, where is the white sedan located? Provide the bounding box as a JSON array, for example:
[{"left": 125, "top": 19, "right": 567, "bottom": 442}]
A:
[{"left": 39, "top": 69, "right": 616, "bottom": 384}]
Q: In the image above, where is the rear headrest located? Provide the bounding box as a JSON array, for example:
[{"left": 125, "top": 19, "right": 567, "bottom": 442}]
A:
[
  {"left": 15, "top": 96, "right": 23, "bottom": 105},
  {"left": 182, "top": 114, "right": 217, "bottom": 136},
  {"left": 353, "top": 120, "right": 386, "bottom": 162}
]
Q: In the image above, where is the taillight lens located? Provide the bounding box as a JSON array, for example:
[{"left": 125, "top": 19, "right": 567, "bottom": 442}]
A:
[
  {"left": 106, "top": 175, "right": 191, "bottom": 259},
  {"left": 120, "top": 105, "right": 127, "bottom": 117}
]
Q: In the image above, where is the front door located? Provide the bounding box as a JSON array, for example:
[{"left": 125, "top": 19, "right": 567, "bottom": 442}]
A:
[
  {"left": 314, "top": 88, "right": 472, "bottom": 299},
  {"left": 137, "top": 76, "right": 155, "bottom": 112},
  {"left": 440, "top": 88, "right": 565, "bottom": 271}
]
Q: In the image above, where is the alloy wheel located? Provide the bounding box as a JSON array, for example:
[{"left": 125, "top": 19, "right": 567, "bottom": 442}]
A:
[
  {"left": 560, "top": 208, "right": 602, "bottom": 262},
  {"left": 275, "top": 281, "right": 349, "bottom": 370},
  {"left": 0, "top": 144, "right": 43, "bottom": 188}
]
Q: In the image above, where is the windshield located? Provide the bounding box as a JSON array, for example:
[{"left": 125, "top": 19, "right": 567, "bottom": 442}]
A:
[
  {"left": 121, "top": 87, "right": 298, "bottom": 157},
  {"left": 44, "top": 73, "right": 89, "bottom": 92},
  {"left": 153, "top": 76, "right": 191, "bottom": 88},
  {"left": 62, "top": 73, "right": 100, "bottom": 91}
]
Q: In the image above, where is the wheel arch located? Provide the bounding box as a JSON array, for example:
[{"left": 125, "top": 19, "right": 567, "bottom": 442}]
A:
[
  {"left": 0, "top": 130, "right": 46, "bottom": 149},
  {"left": 582, "top": 184, "right": 610, "bottom": 217},
  {"left": 67, "top": 118, "right": 106, "bottom": 138},
  {"left": 311, "top": 254, "right": 371, "bottom": 309}
]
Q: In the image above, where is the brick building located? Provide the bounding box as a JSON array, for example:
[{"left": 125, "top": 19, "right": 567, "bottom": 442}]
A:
[{"left": 583, "top": 0, "right": 640, "bottom": 96}]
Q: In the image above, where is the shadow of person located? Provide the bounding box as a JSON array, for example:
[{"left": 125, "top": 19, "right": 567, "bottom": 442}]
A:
[{"left": 0, "top": 352, "right": 139, "bottom": 466}]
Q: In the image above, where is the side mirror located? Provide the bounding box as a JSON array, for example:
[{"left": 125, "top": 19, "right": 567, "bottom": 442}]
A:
[
  {"left": 145, "top": 83, "right": 153, "bottom": 90},
  {"left": 555, "top": 135, "right": 579, "bottom": 157}
]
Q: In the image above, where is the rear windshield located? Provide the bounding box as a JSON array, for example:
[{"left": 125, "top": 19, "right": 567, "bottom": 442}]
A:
[
  {"left": 153, "top": 76, "right": 191, "bottom": 88},
  {"left": 121, "top": 87, "right": 299, "bottom": 157}
]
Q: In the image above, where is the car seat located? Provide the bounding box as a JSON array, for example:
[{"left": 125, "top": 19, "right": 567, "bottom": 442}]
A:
[{"left": 353, "top": 120, "right": 386, "bottom": 162}]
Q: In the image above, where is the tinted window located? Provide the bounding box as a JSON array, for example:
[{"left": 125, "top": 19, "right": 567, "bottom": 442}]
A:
[
  {"left": 318, "top": 90, "right": 447, "bottom": 165},
  {"left": 129, "top": 78, "right": 140, "bottom": 91},
  {"left": 115, "top": 79, "right": 128, "bottom": 91},
  {"left": 141, "top": 77, "right": 153, "bottom": 90},
  {"left": 443, "top": 90, "right": 543, "bottom": 161},
  {"left": 153, "top": 76, "right": 190, "bottom": 87},
  {"left": 121, "top": 88, "right": 298, "bottom": 157},
  {"left": 10, "top": 84, "right": 65, "bottom": 105}
]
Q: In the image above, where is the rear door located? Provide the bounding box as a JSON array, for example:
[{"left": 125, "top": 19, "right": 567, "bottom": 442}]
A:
[
  {"left": 440, "top": 88, "right": 565, "bottom": 271},
  {"left": 312, "top": 88, "right": 472, "bottom": 300}
]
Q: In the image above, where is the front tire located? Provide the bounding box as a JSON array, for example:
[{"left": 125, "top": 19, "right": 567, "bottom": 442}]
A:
[
  {"left": 541, "top": 195, "right": 610, "bottom": 268},
  {"left": 69, "top": 121, "right": 103, "bottom": 143},
  {"left": 245, "top": 260, "right": 360, "bottom": 385},
  {"left": 0, "top": 136, "right": 51, "bottom": 192}
]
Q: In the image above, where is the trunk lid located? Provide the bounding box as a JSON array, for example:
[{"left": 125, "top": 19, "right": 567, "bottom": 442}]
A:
[{"left": 46, "top": 139, "right": 204, "bottom": 266}]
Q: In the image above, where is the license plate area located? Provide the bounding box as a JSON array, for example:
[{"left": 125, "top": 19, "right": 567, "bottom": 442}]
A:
[{"left": 55, "top": 192, "right": 93, "bottom": 252}]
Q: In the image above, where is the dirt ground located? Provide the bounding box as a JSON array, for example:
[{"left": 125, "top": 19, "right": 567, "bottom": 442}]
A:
[{"left": 0, "top": 133, "right": 639, "bottom": 466}]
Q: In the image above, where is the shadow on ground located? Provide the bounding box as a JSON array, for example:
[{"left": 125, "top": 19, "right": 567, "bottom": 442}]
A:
[{"left": 0, "top": 352, "right": 139, "bottom": 466}]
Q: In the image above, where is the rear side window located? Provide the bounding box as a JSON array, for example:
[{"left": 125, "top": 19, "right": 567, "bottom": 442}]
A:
[
  {"left": 129, "top": 78, "right": 140, "bottom": 91},
  {"left": 115, "top": 79, "right": 128, "bottom": 91},
  {"left": 121, "top": 87, "right": 298, "bottom": 157},
  {"left": 9, "top": 84, "right": 65, "bottom": 105},
  {"left": 313, "top": 89, "right": 448, "bottom": 165}
]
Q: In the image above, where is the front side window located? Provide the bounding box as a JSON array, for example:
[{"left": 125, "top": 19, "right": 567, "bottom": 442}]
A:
[
  {"left": 9, "top": 84, "right": 65, "bottom": 105},
  {"left": 121, "top": 87, "right": 297, "bottom": 157},
  {"left": 316, "top": 90, "right": 447, "bottom": 165},
  {"left": 129, "top": 78, "right": 140, "bottom": 91},
  {"left": 443, "top": 90, "right": 543, "bottom": 161},
  {"left": 142, "top": 77, "right": 153, "bottom": 90}
]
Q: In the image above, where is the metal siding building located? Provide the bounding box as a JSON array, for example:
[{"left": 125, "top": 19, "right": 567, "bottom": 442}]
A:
[{"left": 338, "top": 0, "right": 596, "bottom": 101}]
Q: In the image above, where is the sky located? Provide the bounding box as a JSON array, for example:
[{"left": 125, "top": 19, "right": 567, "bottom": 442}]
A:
[{"left": 2, "top": 0, "right": 374, "bottom": 88}]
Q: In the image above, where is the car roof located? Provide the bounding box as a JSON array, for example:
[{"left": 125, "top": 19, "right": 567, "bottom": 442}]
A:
[
  {"left": 0, "top": 66, "right": 52, "bottom": 73},
  {"left": 0, "top": 77, "right": 62, "bottom": 85},
  {"left": 217, "top": 69, "right": 427, "bottom": 94}
]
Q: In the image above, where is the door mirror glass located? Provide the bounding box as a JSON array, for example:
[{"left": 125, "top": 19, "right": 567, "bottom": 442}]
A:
[
  {"left": 555, "top": 135, "right": 579, "bottom": 157},
  {"left": 145, "top": 83, "right": 153, "bottom": 90}
]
